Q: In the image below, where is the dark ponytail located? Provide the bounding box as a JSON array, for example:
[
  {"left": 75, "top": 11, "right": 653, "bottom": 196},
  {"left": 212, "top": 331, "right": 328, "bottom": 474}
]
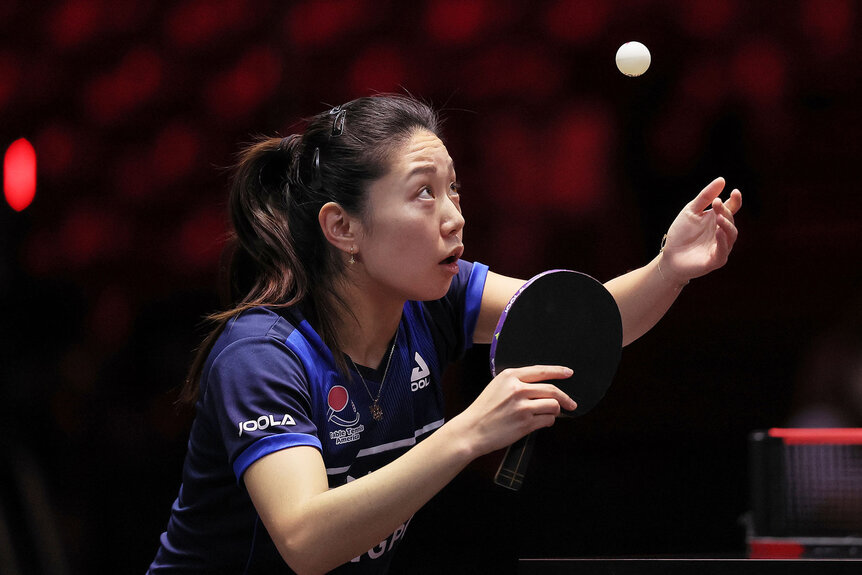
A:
[{"left": 179, "top": 94, "right": 440, "bottom": 405}]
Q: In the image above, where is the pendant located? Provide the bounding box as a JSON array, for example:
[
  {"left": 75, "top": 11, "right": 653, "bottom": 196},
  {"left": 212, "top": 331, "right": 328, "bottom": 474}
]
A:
[{"left": 370, "top": 401, "right": 383, "bottom": 421}]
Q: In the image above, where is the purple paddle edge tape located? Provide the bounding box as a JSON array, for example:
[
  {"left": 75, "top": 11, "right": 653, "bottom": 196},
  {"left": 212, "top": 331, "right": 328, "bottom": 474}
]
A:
[{"left": 489, "top": 269, "right": 579, "bottom": 377}]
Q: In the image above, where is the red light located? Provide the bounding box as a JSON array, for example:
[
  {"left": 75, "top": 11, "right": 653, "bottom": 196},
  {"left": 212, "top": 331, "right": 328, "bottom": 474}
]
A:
[
  {"left": 749, "top": 540, "right": 805, "bottom": 559},
  {"left": 4, "top": 138, "right": 37, "bottom": 211}
]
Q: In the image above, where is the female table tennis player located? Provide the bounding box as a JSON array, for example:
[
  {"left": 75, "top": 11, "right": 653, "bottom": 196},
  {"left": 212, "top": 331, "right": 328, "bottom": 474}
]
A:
[{"left": 148, "top": 94, "right": 741, "bottom": 574}]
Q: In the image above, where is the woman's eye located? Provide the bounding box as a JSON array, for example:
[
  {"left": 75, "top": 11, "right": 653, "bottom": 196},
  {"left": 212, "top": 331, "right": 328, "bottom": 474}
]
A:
[
  {"left": 419, "top": 187, "right": 434, "bottom": 199},
  {"left": 449, "top": 181, "right": 461, "bottom": 196}
]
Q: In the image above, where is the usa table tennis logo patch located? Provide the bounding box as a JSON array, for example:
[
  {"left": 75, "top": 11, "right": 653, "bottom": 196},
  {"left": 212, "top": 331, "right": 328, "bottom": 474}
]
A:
[{"left": 327, "top": 385, "right": 360, "bottom": 427}]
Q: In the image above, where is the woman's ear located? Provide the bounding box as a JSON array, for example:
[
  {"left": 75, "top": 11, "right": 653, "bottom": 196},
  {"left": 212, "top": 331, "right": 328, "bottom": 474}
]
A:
[{"left": 318, "top": 202, "right": 359, "bottom": 255}]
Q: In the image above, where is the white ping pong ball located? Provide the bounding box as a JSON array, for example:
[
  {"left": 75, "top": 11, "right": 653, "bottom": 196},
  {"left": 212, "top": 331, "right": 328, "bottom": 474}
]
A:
[{"left": 615, "top": 41, "right": 651, "bottom": 77}]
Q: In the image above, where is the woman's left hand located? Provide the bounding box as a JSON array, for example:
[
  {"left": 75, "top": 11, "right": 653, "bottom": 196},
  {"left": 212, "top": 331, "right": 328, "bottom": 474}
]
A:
[{"left": 660, "top": 177, "right": 742, "bottom": 284}]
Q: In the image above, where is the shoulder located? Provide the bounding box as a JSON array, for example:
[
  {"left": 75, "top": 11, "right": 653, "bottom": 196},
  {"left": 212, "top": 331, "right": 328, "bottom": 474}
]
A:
[
  {"left": 202, "top": 307, "right": 309, "bottom": 392},
  {"left": 217, "top": 307, "right": 298, "bottom": 347},
  {"left": 208, "top": 307, "right": 309, "bottom": 364}
]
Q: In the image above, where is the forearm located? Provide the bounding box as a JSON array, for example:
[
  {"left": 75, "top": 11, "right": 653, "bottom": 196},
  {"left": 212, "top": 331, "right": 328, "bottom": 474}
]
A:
[
  {"left": 604, "top": 254, "right": 687, "bottom": 346},
  {"left": 252, "top": 418, "right": 477, "bottom": 573},
  {"left": 249, "top": 363, "right": 575, "bottom": 574}
]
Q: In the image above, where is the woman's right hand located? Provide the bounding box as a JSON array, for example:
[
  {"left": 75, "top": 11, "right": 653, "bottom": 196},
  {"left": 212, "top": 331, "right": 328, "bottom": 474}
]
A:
[{"left": 450, "top": 365, "right": 577, "bottom": 458}]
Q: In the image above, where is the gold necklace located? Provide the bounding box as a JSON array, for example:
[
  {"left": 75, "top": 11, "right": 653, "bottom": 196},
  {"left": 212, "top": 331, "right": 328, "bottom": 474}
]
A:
[{"left": 348, "top": 337, "right": 397, "bottom": 421}]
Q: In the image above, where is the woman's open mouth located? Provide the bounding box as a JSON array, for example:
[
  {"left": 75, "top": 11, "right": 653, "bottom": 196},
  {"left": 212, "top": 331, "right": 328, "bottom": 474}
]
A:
[
  {"left": 439, "top": 245, "right": 464, "bottom": 266},
  {"left": 439, "top": 246, "right": 463, "bottom": 274}
]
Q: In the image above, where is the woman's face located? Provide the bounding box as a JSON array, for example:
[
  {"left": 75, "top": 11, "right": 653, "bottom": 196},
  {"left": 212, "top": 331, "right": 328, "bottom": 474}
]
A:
[{"left": 354, "top": 128, "right": 465, "bottom": 302}]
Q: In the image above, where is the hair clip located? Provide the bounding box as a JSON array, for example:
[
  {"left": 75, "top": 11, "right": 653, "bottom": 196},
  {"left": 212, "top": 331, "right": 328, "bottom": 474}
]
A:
[
  {"left": 308, "top": 147, "right": 322, "bottom": 190},
  {"left": 331, "top": 109, "right": 346, "bottom": 137}
]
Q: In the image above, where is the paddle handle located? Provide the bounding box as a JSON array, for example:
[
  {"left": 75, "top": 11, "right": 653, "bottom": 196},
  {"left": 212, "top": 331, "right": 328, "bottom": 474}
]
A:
[{"left": 494, "top": 432, "right": 536, "bottom": 491}]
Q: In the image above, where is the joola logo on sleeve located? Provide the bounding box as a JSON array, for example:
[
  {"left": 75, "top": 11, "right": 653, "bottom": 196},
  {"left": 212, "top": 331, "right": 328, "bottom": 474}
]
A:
[{"left": 237, "top": 414, "right": 296, "bottom": 437}]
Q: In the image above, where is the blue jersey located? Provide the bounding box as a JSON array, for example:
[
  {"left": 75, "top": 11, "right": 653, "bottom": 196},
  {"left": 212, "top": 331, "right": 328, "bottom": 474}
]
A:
[{"left": 149, "top": 261, "right": 489, "bottom": 574}]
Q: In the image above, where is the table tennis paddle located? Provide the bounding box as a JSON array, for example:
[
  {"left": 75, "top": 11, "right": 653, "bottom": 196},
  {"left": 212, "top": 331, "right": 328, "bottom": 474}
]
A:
[{"left": 489, "top": 270, "right": 623, "bottom": 490}]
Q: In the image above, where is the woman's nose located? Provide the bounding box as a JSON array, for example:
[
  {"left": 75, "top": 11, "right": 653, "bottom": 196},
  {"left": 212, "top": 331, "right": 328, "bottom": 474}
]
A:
[{"left": 442, "top": 199, "right": 465, "bottom": 237}]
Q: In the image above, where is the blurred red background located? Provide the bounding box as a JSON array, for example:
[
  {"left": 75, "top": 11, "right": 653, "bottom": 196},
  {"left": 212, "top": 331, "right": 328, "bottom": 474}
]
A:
[{"left": 1, "top": 1, "right": 861, "bottom": 573}]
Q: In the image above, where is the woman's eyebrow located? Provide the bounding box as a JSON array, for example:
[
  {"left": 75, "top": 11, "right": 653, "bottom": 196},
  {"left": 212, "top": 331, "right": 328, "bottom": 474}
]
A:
[{"left": 407, "top": 160, "right": 455, "bottom": 179}]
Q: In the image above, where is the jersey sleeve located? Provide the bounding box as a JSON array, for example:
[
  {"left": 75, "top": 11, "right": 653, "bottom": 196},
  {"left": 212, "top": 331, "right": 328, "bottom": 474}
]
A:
[
  {"left": 201, "top": 334, "right": 322, "bottom": 482},
  {"left": 422, "top": 260, "right": 489, "bottom": 364}
]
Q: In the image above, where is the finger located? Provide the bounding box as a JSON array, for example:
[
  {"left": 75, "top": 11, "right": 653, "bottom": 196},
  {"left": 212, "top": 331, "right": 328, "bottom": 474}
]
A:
[
  {"left": 713, "top": 225, "right": 730, "bottom": 264},
  {"left": 533, "top": 413, "right": 560, "bottom": 431},
  {"left": 524, "top": 400, "right": 570, "bottom": 430},
  {"left": 716, "top": 213, "right": 739, "bottom": 246},
  {"left": 712, "top": 214, "right": 739, "bottom": 264},
  {"left": 725, "top": 189, "right": 742, "bottom": 215},
  {"left": 712, "top": 197, "right": 735, "bottom": 225},
  {"left": 690, "top": 177, "right": 726, "bottom": 213},
  {"left": 508, "top": 381, "right": 577, "bottom": 412},
  {"left": 506, "top": 365, "right": 574, "bottom": 383},
  {"left": 529, "top": 397, "right": 566, "bottom": 417}
]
